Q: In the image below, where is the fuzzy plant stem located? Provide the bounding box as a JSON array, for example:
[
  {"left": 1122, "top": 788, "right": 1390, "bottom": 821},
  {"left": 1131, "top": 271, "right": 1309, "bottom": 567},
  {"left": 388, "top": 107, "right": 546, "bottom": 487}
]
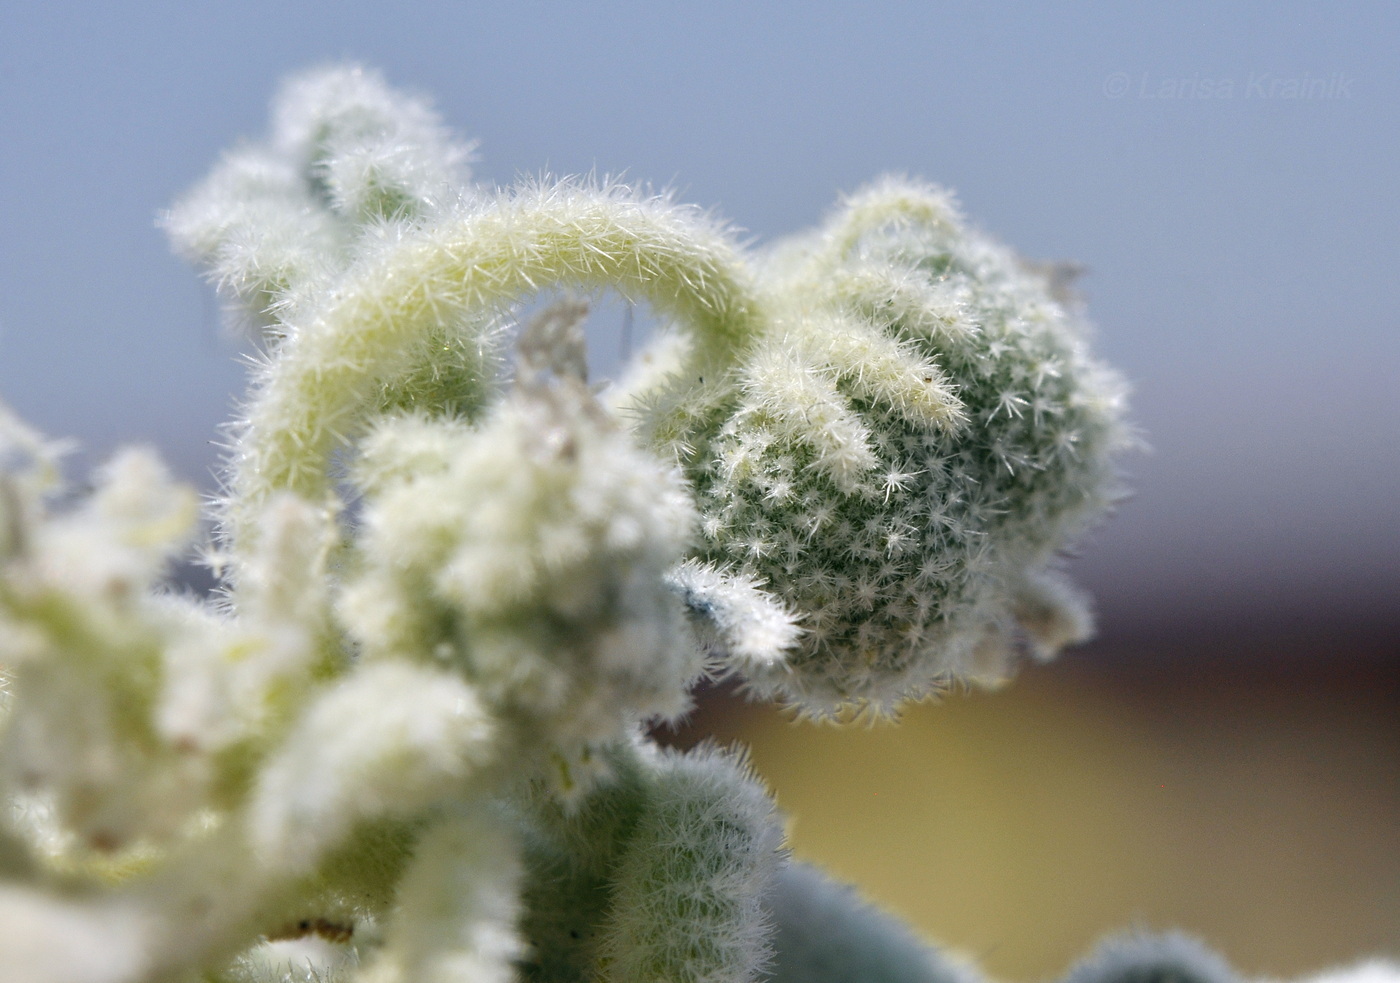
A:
[{"left": 225, "top": 186, "right": 766, "bottom": 566}]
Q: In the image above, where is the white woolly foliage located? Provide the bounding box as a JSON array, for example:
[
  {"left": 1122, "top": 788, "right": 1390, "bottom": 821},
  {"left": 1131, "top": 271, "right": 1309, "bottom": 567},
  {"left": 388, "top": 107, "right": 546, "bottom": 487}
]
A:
[
  {"left": 270, "top": 64, "right": 473, "bottom": 223},
  {"left": 0, "top": 439, "right": 203, "bottom": 851},
  {"left": 0, "top": 402, "right": 69, "bottom": 529},
  {"left": 340, "top": 303, "right": 702, "bottom": 796},
  {"left": 223, "top": 936, "right": 358, "bottom": 983},
  {"left": 357, "top": 808, "right": 523, "bottom": 983},
  {"left": 665, "top": 559, "right": 801, "bottom": 675},
  {"left": 0, "top": 885, "right": 151, "bottom": 983},
  {"left": 158, "top": 493, "right": 339, "bottom": 761},
  {"left": 162, "top": 147, "right": 346, "bottom": 336},
  {"left": 1297, "top": 962, "right": 1400, "bottom": 983},
  {"left": 164, "top": 64, "right": 473, "bottom": 339},
  {"left": 0, "top": 63, "right": 1264, "bottom": 983},
  {"left": 249, "top": 661, "right": 496, "bottom": 871}
]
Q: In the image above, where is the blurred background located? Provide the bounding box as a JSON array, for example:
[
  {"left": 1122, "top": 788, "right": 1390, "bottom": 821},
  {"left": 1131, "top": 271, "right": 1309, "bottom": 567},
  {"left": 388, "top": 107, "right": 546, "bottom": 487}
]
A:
[{"left": 1, "top": 3, "right": 1395, "bottom": 979}]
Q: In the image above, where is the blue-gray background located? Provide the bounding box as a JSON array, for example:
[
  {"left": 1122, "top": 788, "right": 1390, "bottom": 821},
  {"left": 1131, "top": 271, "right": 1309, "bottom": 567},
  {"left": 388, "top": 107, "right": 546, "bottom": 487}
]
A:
[{"left": 2, "top": 2, "right": 1396, "bottom": 656}]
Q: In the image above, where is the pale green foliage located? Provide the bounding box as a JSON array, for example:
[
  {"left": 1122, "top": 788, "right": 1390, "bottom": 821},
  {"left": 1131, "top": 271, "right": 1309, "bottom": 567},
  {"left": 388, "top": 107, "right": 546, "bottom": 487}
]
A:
[
  {"left": 0, "top": 62, "right": 1301, "bottom": 983},
  {"left": 592, "top": 743, "right": 781, "bottom": 983},
  {"left": 1296, "top": 962, "right": 1400, "bottom": 983},
  {"left": 0, "top": 430, "right": 202, "bottom": 852},
  {"left": 766, "top": 862, "right": 983, "bottom": 983},
  {"left": 163, "top": 64, "right": 473, "bottom": 338},
  {"left": 634, "top": 176, "right": 1129, "bottom": 713},
  {"left": 355, "top": 807, "right": 523, "bottom": 983},
  {"left": 1058, "top": 933, "right": 1239, "bottom": 983},
  {"left": 512, "top": 739, "right": 778, "bottom": 983}
]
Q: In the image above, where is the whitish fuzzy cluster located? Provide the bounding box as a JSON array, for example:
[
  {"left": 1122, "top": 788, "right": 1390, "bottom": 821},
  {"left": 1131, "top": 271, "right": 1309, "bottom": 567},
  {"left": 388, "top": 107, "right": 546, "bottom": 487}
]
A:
[
  {"left": 0, "top": 63, "right": 1164, "bottom": 983},
  {"left": 0, "top": 406, "right": 203, "bottom": 853},
  {"left": 633, "top": 178, "right": 1130, "bottom": 713},
  {"left": 339, "top": 302, "right": 703, "bottom": 796},
  {"left": 0, "top": 66, "right": 790, "bottom": 983},
  {"left": 164, "top": 63, "right": 474, "bottom": 339}
]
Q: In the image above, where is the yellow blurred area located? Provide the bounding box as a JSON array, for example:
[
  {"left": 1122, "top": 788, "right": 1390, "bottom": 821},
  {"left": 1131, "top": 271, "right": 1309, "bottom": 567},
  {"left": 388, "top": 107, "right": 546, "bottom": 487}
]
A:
[{"left": 668, "top": 656, "right": 1400, "bottom": 982}]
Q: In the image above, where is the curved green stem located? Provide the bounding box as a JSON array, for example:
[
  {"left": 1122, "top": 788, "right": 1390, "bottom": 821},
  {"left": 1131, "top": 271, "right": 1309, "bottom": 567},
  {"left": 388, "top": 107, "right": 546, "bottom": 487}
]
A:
[
  {"left": 225, "top": 185, "right": 766, "bottom": 559},
  {"left": 817, "top": 177, "right": 962, "bottom": 265}
]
